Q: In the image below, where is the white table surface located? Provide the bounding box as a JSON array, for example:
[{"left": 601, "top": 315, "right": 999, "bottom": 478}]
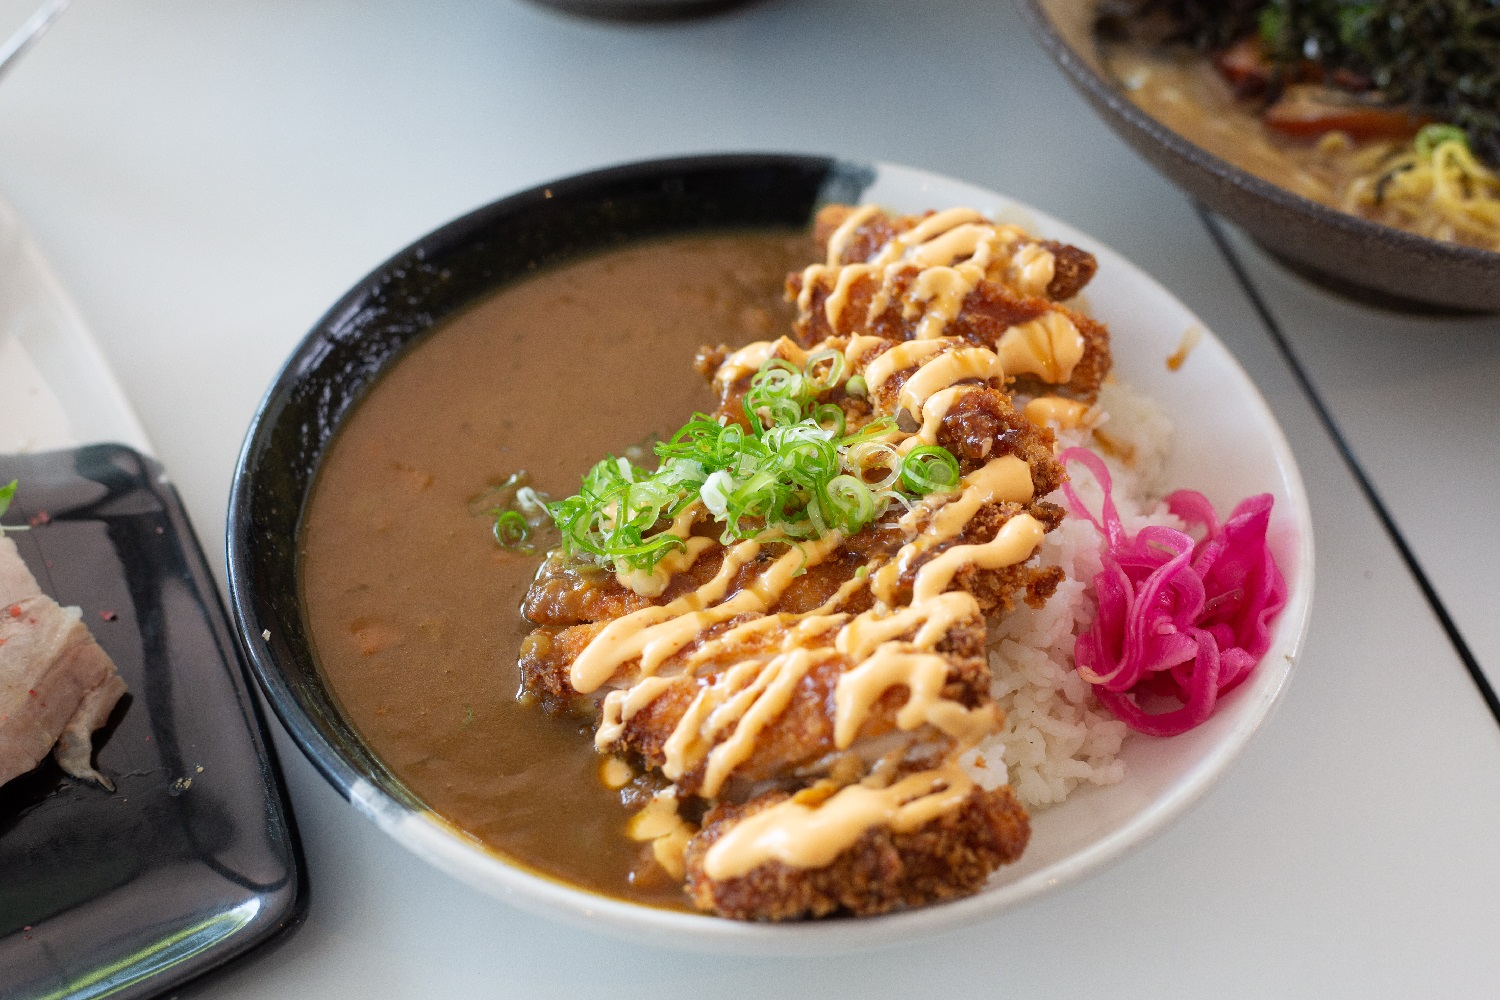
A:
[
  {"left": 3, "top": 1, "right": 1499, "bottom": 996},
  {"left": 1216, "top": 222, "right": 1500, "bottom": 700}
]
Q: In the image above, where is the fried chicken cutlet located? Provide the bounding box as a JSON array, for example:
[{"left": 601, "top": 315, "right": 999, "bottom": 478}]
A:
[
  {"left": 514, "top": 206, "right": 1117, "bottom": 920},
  {"left": 785, "top": 205, "right": 1111, "bottom": 401},
  {"left": 812, "top": 204, "right": 1098, "bottom": 303}
]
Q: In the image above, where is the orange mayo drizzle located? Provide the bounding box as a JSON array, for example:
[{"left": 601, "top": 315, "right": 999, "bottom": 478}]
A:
[
  {"left": 796, "top": 206, "right": 1054, "bottom": 341},
  {"left": 863, "top": 339, "right": 955, "bottom": 394},
  {"left": 627, "top": 790, "right": 693, "bottom": 880},
  {"left": 997, "top": 312, "right": 1086, "bottom": 384},
  {"left": 610, "top": 613, "right": 852, "bottom": 787},
  {"left": 833, "top": 644, "right": 1000, "bottom": 749},
  {"left": 904, "top": 224, "right": 1005, "bottom": 339},
  {"left": 680, "top": 577, "right": 864, "bottom": 669},
  {"left": 911, "top": 512, "right": 1045, "bottom": 603},
  {"left": 696, "top": 646, "right": 833, "bottom": 797},
  {"left": 1023, "top": 395, "right": 1093, "bottom": 431},
  {"left": 803, "top": 208, "right": 887, "bottom": 328},
  {"left": 842, "top": 334, "right": 887, "bottom": 369},
  {"left": 645, "top": 612, "right": 850, "bottom": 777},
  {"left": 826, "top": 455, "right": 1037, "bottom": 760},
  {"left": 835, "top": 590, "right": 980, "bottom": 662},
  {"left": 1008, "top": 242, "right": 1056, "bottom": 298},
  {"left": 862, "top": 209, "right": 986, "bottom": 332},
  {"left": 901, "top": 385, "right": 968, "bottom": 451},
  {"left": 615, "top": 504, "right": 711, "bottom": 598},
  {"left": 826, "top": 204, "right": 882, "bottom": 264},
  {"left": 599, "top": 756, "right": 633, "bottom": 789},
  {"left": 596, "top": 675, "right": 676, "bottom": 749},
  {"left": 591, "top": 578, "right": 869, "bottom": 759},
  {"left": 871, "top": 455, "right": 1035, "bottom": 605},
  {"left": 661, "top": 659, "right": 762, "bottom": 782},
  {"left": 823, "top": 265, "right": 873, "bottom": 329},
  {"left": 569, "top": 540, "right": 755, "bottom": 695},
  {"left": 717, "top": 337, "right": 811, "bottom": 385},
  {"left": 894, "top": 348, "right": 1003, "bottom": 418},
  {"left": 701, "top": 764, "right": 975, "bottom": 880},
  {"left": 570, "top": 532, "right": 844, "bottom": 695}
]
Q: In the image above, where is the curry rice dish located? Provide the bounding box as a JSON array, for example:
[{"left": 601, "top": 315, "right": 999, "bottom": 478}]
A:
[{"left": 300, "top": 205, "right": 1116, "bottom": 920}]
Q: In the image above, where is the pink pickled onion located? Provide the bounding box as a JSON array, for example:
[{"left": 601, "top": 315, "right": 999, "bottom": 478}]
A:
[{"left": 1060, "top": 448, "right": 1287, "bottom": 737}]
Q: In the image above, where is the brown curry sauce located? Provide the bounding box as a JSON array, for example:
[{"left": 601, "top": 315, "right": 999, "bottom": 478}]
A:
[{"left": 298, "top": 232, "right": 814, "bottom": 909}]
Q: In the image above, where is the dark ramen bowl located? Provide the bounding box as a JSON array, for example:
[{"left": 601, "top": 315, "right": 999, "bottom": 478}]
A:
[
  {"left": 1020, "top": 0, "right": 1500, "bottom": 312},
  {"left": 225, "top": 153, "right": 1312, "bottom": 952}
]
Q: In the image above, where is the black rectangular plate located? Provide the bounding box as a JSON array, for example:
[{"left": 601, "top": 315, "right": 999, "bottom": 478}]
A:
[{"left": 0, "top": 445, "right": 303, "bottom": 999}]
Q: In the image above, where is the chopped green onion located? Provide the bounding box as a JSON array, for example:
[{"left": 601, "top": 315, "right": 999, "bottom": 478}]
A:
[
  {"left": 845, "top": 441, "right": 902, "bottom": 491},
  {"left": 841, "top": 415, "right": 898, "bottom": 445},
  {"left": 812, "top": 402, "right": 846, "bottom": 438},
  {"left": 0, "top": 480, "right": 15, "bottom": 521},
  {"left": 817, "top": 474, "right": 877, "bottom": 532},
  {"left": 481, "top": 471, "right": 554, "bottom": 554},
  {"left": 803, "top": 349, "right": 846, "bottom": 391},
  {"left": 901, "top": 446, "right": 963, "bottom": 495},
  {"left": 543, "top": 353, "right": 965, "bottom": 573},
  {"left": 494, "top": 510, "right": 530, "bottom": 547},
  {"left": 844, "top": 374, "right": 868, "bottom": 398}
]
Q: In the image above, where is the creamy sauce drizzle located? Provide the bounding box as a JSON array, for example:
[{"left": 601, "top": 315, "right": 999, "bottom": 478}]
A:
[
  {"left": 702, "top": 764, "right": 975, "bottom": 880},
  {"left": 1023, "top": 395, "right": 1093, "bottom": 432},
  {"left": 997, "top": 312, "right": 1085, "bottom": 384},
  {"left": 719, "top": 338, "right": 810, "bottom": 384},
  {"left": 627, "top": 790, "right": 693, "bottom": 879},
  {"left": 895, "top": 347, "right": 1003, "bottom": 418},
  {"left": 615, "top": 504, "right": 712, "bottom": 598},
  {"left": 797, "top": 205, "right": 1062, "bottom": 341},
  {"left": 871, "top": 455, "right": 1035, "bottom": 606}
]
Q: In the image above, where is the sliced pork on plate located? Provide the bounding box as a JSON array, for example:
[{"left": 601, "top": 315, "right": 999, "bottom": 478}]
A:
[{"left": 0, "top": 534, "right": 127, "bottom": 789}]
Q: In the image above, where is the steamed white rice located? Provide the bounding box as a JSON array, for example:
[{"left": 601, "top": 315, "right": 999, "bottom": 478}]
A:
[{"left": 964, "top": 382, "right": 1183, "bottom": 810}]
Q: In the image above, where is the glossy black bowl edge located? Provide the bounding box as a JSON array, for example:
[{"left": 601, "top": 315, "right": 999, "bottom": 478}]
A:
[
  {"left": 1018, "top": 0, "right": 1500, "bottom": 312},
  {"left": 226, "top": 152, "right": 876, "bottom": 813}
]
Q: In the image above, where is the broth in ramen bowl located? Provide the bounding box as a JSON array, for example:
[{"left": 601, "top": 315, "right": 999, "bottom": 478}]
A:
[{"left": 1021, "top": 0, "right": 1500, "bottom": 312}]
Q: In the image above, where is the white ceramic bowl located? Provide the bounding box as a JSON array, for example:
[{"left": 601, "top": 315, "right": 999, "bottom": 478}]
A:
[{"left": 228, "top": 155, "right": 1314, "bottom": 955}]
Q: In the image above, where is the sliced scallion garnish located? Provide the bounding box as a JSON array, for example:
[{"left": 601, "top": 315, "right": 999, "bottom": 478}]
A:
[
  {"left": 544, "top": 352, "right": 966, "bottom": 574},
  {"left": 493, "top": 510, "right": 530, "bottom": 547},
  {"left": 481, "top": 472, "right": 554, "bottom": 554},
  {"left": 900, "top": 445, "right": 963, "bottom": 494}
]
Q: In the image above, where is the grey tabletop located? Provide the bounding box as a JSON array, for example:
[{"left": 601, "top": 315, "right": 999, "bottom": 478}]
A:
[{"left": 1, "top": 1, "right": 1497, "bottom": 996}]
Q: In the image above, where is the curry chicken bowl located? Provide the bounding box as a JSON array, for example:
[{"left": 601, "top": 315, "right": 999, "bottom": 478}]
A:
[{"left": 227, "top": 155, "right": 1312, "bottom": 949}]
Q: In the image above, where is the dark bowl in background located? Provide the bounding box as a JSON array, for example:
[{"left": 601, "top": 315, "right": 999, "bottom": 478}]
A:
[{"left": 1020, "top": 0, "right": 1500, "bottom": 313}]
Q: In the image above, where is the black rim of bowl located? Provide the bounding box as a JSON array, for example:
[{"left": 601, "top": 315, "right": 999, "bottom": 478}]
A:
[
  {"left": 1018, "top": 0, "right": 1500, "bottom": 280},
  {"left": 225, "top": 152, "right": 876, "bottom": 817}
]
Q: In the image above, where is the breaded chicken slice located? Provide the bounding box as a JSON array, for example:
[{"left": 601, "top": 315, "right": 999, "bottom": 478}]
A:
[
  {"left": 683, "top": 780, "right": 1030, "bottom": 920},
  {"left": 812, "top": 204, "right": 1097, "bottom": 303},
  {"left": 786, "top": 268, "right": 1111, "bottom": 402}
]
